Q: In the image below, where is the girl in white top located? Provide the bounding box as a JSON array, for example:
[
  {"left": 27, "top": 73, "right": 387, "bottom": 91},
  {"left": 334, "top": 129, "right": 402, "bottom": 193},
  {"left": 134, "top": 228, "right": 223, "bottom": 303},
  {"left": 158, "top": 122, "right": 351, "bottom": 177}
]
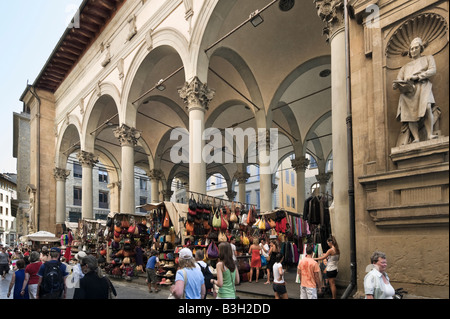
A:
[
  {"left": 314, "top": 236, "right": 340, "bottom": 299},
  {"left": 272, "top": 254, "right": 288, "bottom": 299}
]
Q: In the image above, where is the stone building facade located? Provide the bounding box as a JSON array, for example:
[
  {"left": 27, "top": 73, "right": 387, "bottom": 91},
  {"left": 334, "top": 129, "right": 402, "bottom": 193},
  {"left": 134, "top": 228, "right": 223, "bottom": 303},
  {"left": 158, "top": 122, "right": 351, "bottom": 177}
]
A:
[{"left": 17, "top": 0, "right": 448, "bottom": 298}]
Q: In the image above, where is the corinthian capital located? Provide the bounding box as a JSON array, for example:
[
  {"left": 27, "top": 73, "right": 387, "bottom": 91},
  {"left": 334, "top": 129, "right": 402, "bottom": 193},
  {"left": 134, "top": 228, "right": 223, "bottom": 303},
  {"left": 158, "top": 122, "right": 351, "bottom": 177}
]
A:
[
  {"left": 77, "top": 151, "right": 99, "bottom": 168},
  {"left": 53, "top": 168, "right": 70, "bottom": 181},
  {"left": 113, "top": 124, "right": 141, "bottom": 147},
  {"left": 291, "top": 156, "right": 310, "bottom": 172},
  {"left": 234, "top": 171, "right": 250, "bottom": 184},
  {"left": 313, "top": 0, "right": 345, "bottom": 41},
  {"left": 178, "top": 76, "right": 215, "bottom": 112},
  {"left": 148, "top": 169, "right": 164, "bottom": 181},
  {"left": 316, "top": 172, "right": 332, "bottom": 184}
]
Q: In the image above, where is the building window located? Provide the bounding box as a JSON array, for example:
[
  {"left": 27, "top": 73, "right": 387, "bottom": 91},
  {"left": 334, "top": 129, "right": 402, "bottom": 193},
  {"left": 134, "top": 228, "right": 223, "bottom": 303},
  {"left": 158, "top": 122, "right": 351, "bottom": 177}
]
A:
[
  {"left": 99, "top": 169, "right": 108, "bottom": 183},
  {"left": 246, "top": 191, "right": 251, "bottom": 205},
  {"left": 140, "top": 197, "right": 147, "bottom": 213},
  {"left": 291, "top": 171, "right": 295, "bottom": 186},
  {"left": 73, "top": 187, "right": 82, "bottom": 206},
  {"left": 291, "top": 197, "right": 295, "bottom": 209},
  {"left": 140, "top": 178, "right": 147, "bottom": 190},
  {"left": 311, "top": 182, "right": 320, "bottom": 194},
  {"left": 69, "top": 211, "right": 81, "bottom": 222},
  {"left": 73, "top": 163, "right": 82, "bottom": 178},
  {"left": 256, "top": 190, "right": 260, "bottom": 210},
  {"left": 285, "top": 171, "right": 289, "bottom": 184},
  {"left": 309, "top": 156, "right": 318, "bottom": 169},
  {"left": 99, "top": 191, "right": 109, "bottom": 209},
  {"left": 286, "top": 195, "right": 290, "bottom": 207}
]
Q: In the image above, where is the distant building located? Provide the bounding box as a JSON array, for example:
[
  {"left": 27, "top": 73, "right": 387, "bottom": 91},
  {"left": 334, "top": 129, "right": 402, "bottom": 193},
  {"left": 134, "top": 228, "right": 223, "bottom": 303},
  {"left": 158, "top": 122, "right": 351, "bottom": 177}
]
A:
[{"left": 0, "top": 173, "right": 17, "bottom": 246}]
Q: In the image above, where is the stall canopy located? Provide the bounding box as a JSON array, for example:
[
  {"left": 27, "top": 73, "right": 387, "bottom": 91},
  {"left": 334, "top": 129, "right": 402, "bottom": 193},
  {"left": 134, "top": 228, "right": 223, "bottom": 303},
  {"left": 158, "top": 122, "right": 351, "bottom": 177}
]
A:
[
  {"left": 136, "top": 201, "right": 188, "bottom": 235},
  {"left": 23, "top": 231, "right": 60, "bottom": 242}
]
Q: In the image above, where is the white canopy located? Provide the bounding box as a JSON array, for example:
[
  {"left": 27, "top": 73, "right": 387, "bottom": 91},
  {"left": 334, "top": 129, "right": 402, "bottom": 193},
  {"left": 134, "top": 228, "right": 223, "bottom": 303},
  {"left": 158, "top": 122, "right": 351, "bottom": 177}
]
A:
[{"left": 24, "top": 231, "right": 60, "bottom": 242}]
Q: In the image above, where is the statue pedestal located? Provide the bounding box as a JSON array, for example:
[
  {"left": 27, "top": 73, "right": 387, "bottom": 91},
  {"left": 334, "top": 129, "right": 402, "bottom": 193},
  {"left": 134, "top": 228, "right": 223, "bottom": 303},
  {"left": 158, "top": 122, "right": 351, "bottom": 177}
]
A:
[
  {"left": 359, "top": 136, "right": 449, "bottom": 227},
  {"left": 390, "top": 136, "right": 449, "bottom": 169}
]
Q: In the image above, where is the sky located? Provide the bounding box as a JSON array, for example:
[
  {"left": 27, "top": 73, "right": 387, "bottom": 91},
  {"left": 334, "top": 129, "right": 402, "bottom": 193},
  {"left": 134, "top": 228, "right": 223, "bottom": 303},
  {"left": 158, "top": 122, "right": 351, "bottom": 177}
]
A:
[{"left": 0, "top": 0, "right": 83, "bottom": 173}]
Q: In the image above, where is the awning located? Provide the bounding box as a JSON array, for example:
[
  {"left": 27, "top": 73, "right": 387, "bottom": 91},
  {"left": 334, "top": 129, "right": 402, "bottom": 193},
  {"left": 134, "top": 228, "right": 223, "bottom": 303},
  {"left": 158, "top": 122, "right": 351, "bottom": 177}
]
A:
[{"left": 24, "top": 231, "right": 60, "bottom": 242}]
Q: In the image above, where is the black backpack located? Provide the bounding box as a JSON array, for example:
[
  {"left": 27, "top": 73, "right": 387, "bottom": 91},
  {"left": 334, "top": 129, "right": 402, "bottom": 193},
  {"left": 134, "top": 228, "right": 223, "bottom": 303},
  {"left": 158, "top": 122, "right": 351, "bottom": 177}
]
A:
[
  {"left": 198, "top": 262, "right": 213, "bottom": 290},
  {"left": 41, "top": 261, "right": 63, "bottom": 294}
]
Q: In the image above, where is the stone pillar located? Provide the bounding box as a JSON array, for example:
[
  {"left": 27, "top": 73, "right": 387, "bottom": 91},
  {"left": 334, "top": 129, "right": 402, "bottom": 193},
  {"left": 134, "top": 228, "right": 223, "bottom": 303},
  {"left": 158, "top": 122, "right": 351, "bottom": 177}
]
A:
[
  {"left": 107, "top": 182, "right": 121, "bottom": 214},
  {"left": 54, "top": 168, "right": 70, "bottom": 225},
  {"left": 291, "top": 156, "right": 310, "bottom": 214},
  {"left": 148, "top": 169, "right": 163, "bottom": 202},
  {"left": 259, "top": 167, "right": 272, "bottom": 212},
  {"left": 314, "top": 0, "right": 350, "bottom": 285},
  {"left": 179, "top": 76, "right": 215, "bottom": 195},
  {"left": 234, "top": 171, "right": 250, "bottom": 203},
  {"left": 114, "top": 124, "right": 141, "bottom": 214},
  {"left": 77, "top": 151, "right": 98, "bottom": 220}
]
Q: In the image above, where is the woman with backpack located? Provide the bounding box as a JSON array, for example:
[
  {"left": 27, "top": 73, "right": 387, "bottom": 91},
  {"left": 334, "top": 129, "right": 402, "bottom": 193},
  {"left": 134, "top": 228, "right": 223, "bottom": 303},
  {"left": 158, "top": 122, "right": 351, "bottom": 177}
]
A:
[{"left": 211, "top": 242, "right": 240, "bottom": 299}]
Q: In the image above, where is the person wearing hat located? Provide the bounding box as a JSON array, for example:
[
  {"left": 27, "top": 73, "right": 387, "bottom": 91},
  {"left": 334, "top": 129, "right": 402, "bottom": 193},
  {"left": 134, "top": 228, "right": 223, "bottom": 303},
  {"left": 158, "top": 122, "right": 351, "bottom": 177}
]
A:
[
  {"left": 170, "top": 248, "right": 205, "bottom": 299},
  {"left": 36, "top": 247, "right": 69, "bottom": 299},
  {"left": 72, "top": 251, "right": 87, "bottom": 284}
]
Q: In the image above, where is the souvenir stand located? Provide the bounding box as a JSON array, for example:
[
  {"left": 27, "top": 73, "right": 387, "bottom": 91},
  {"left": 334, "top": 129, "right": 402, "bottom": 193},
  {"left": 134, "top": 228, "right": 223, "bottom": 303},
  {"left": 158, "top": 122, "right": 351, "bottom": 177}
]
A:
[
  {"left": 103, "top": 211, "right": 151, "bottom": 280},
  {"left": 135, "top": 201, "right": 188, "bottom": 286},
  {"left": 184, "top": 192, "right": 271, "bottom": 283},
  {"left": 63, "top": 219, "right": 107, "bottom": 265}
]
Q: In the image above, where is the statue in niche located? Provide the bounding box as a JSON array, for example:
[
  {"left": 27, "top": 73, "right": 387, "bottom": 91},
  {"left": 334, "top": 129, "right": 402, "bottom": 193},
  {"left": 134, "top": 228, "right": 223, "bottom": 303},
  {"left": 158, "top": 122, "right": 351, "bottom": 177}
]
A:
[{"left": 393, "top": 37, "right": 439, "bottom": 146}]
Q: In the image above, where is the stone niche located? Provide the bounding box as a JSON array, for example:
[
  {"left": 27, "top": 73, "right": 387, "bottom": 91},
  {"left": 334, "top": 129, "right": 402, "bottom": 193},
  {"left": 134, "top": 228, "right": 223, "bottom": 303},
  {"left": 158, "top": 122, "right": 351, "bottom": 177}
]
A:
[
  {"left": 360, "top": 4, "right": 449, "bottom": 228},
  {"left": 385, "top": 8, "right": 449, "bottom": 155}
]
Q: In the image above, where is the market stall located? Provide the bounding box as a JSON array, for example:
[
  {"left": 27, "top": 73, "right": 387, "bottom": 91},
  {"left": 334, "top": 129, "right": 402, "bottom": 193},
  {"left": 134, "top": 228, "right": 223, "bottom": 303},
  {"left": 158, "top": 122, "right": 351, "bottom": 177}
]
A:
[{"left": 22, "top": 231, "right": 60, "bottom": 251}]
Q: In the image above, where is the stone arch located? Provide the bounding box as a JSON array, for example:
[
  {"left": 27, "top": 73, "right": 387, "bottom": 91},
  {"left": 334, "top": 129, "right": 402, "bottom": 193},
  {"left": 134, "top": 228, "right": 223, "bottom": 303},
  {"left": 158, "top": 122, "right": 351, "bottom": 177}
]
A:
[{"left": 121, "top": 28, "right": 190, "bottom": 128}]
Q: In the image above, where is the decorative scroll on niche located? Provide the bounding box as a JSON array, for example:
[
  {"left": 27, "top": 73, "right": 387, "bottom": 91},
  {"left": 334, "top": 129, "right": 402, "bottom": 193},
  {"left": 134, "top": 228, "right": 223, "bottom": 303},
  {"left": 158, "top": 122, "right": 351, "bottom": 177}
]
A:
[{"left": 385, "top": 13, "right": 448, "bottom": 70}]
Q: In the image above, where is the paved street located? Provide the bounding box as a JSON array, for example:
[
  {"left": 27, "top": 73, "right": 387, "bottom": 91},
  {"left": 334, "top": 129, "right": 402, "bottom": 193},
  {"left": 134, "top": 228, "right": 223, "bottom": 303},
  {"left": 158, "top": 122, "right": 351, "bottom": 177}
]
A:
[{"left": 0, "top": 268, "right": 263, "bottom": 300}]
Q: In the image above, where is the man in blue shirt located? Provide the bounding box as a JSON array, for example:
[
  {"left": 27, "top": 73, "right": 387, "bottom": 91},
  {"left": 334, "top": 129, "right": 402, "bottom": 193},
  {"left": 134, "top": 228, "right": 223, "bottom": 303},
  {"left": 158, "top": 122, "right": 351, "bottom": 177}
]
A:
[
  {"left": 37, "top": 247, "right": 69, "bottom": 299},
  {"left": 146, "top": 250, "right": 160, "bottom": 293}
]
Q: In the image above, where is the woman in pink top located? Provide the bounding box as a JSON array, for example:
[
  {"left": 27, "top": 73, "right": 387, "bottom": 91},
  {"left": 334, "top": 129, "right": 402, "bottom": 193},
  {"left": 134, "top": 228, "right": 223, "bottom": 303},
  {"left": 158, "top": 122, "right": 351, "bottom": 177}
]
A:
[{"left": 22, "top": 251, "right": 42, "bottom": 299}]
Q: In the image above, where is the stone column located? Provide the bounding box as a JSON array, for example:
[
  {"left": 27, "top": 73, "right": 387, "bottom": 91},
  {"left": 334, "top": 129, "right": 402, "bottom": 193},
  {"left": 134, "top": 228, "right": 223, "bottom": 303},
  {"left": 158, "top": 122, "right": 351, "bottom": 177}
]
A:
[
  {"left": 107, "top": 182, "right": 121, "bottom": 214},
  {"left": 148, "top": 169, "right": 163, "bottom": 202},
  {"left": 77, "top": 151, "right": 98, "bottom": 220},
  {"left": 314, "top": 0, "right": 350, "bottom": 285},
  {"left": 234, "top": 171, "right": 250, "bottom": 203},
  {"left": 53, "top": 168, "right": 70, "bottom": 225},
  {"left": 291, "top": 156, "right": 310, "bottom": 214},
  {"left": 259, "top": 168, "right": 272, "bottom": 212},
  {"left": 179, "top": 76, "right": 215, "bottom": 195},
  {"left": 114, "top": 124, "right": 141, "bottom": 214}
]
